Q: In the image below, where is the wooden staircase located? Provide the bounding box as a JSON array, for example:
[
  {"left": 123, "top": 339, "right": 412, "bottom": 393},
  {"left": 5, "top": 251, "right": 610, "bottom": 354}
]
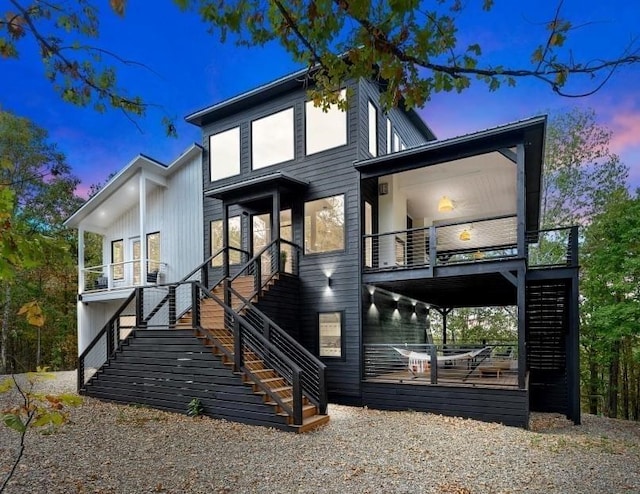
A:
[{"left": 176, "top": 275, "right": 328, "bottom": 432}]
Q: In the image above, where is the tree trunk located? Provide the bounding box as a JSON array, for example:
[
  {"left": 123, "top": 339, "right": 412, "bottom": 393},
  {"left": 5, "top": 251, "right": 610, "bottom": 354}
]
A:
[
  {"left": 588, "top": 347, "right": 600, "bottom": 415},
  {"left": 1, "top": 283, "right": 11, "bottom": 374},
  {"left": 622, "top": 338, "right": 629, "bottom": 420},
  {"left": 607, "top": 339, "right": 621, "bottom": 419}
]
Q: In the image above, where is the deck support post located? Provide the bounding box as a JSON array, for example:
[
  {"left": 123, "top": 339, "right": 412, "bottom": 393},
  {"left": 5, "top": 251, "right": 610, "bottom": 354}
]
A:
[
  {"left": 517, "top": 266, "right": 526, "bottom": 389},
  {"left": 135, "top": 287, "right": 146, "bottom": 328},
  {"left": 429, "top": 344, "right": 438, "bottom": 384}
]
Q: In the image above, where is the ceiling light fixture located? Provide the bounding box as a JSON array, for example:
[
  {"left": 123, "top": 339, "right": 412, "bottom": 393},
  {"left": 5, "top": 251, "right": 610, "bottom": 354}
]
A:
[
  {"left": 459, "top": 228, "right": 471, "bottom": 241},
  {"left": 438, "top": 196, "right": 454, "bottom": 212}
]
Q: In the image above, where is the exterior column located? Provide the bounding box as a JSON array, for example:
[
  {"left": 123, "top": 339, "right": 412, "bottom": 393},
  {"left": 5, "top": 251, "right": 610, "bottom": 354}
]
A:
[
  {"left": 516, "top": 143, "right": 526, "bottom": 258},
  {"left": 139, "top": 171, "right": 147, "bottom": 284},
  {"left": 272, "top": 189, "right": 281, "bottom": 242},
  {"left": 222, "top": 202, "right": 229, "bottom": 278},
  {"left": 517, "top": 266, "right": 526, "bottom": 389},
  {"left": 78, "top": 226, "right": 85, "bottom": 293}
]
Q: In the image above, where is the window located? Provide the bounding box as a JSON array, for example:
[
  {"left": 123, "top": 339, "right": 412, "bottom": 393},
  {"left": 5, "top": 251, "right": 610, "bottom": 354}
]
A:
[
  {"left": 304, "top": 195, "right": 345, "bottom": 254},
  {"left": 211, "top": 216, "right": 241, "bottom": 267},
  {"left": 252, "top": 108, "right": 294, "bottom": 169},
  {"left": 386, "top": 118, "right": 392, "bottom": 154},
  {"left": 393, "top": 131, "right": 400, "bottom": 152},
  {"left": 209, "top": 127, "right": 240, "bottom": 181},
  {"left": 319, "top": 312, "right": 343, "bottom": 358},
  {"left": 368, "top": 101, "right": 377, "bottom": 157},
  {"left": 365, "top": 202, "right": 372, "bottom": 268},
  {"left": 111, "top": 239, "right": 124, "bottom": 280},
  {"left": 305, "top": 89, "right": 347, "bottom": 155},
  {"left": 146, "top": 232, "right": 160, "bottom": 275}
]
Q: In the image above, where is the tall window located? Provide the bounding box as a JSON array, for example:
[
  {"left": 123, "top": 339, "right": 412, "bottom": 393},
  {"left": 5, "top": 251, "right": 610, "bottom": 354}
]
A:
[
  {"left": 305, "top": 89, "right": 347, "bottom": 155},
  {"left": 252, "top": 108, "right": 295, "bottom": 169},
  {"left": 304, "top": 195, "right": 345, "bottom": 254},
  {"left": 209, "top": 127, "right": 240, "bottom": 181},
  {"left": 365, "top": 202, "right": 373, "bottom": 268},
  {"left": 386, "top": 118, "right": 392, "bottom": 154},
  {"left": 146, "top": 232, "right": 161, "bottom": 274},
  {"left": 111, "top": 239, "right": 124, "bottom": 280},
  {"left": 368, "top": 101, "right": 377, "bottom": 157},
  {"left": 211, "top": 216, "right": 241, "bottom": 267},
  {"left": 319, "top": 312, "right": 343, "bottom": 358}
]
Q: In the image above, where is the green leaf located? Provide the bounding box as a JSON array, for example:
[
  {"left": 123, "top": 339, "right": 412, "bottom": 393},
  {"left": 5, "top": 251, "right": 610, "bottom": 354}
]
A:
[
  {"left": 0, "top": 378, "right": 14, "bottom": 393},
  {"left": 3, "top": 413, "right": 27, "bottom": 433}
]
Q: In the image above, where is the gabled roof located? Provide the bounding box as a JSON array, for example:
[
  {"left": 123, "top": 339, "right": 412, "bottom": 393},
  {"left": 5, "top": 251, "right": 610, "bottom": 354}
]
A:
[
  {"left": 355, "top": 115, "right": 547, "bottom": 232},
  {"left": 184, "top": 68, "right": 435, "bottom": 141},
  {"left": 64, "top": 143, "right": 202, "bottom": 229}
]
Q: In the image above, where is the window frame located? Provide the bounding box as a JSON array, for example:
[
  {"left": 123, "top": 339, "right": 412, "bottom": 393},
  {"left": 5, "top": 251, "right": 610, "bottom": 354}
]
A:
[
  {"left": 209, "top": 126, "right": 241, "bottom": 182},
  {"left": 303, "top": 194, "right": 346, "bottom": 256},
  {"left": 368, "top": 100, "right": 377, "bottom": 157},
  {"left": 318, "top": 311, "right": 345, "bottom": 359},
  {"left": 251, "top": 107, "right": 295, "bottom": 170},
  {"left": 305, "top": 89, "right": 348, "bottom": 156},
  {"left": 111, "top": 239, "right": 124, "bottom": 280},
  {"left": 386, "top": 118, "right": 392, "bottom": 154},
  {"left": 146, "top": 231, "right": 161, "bottom": 274},
  {"left": 210, "top": 216, "right": 242, "bottom": 267}
]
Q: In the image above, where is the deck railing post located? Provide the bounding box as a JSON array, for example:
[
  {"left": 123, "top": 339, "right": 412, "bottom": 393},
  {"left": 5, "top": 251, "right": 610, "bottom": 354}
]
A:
[
  {"left": 233, "top": 318, "right": 242, "bottom": 373},
  {"left": 292, "top": 369, "right": 303, "bottom": 426},
  {"left": 135, "top": 287, "right": 146, "bottom": 328},
  {"left": 191, "top": 283, "right": 200, "bottom": 328},
  {"left": 569, "top": 225, "right": 579, "bottom": 266},
  {"left": 168, "top": 285, "right": 177, "bottom": 327},
  {"left": 429, "top": 226, "right": 437, "bottom": 269},
  {"left": 77, "top": 358, "right": 84, "bottom": 393},
  {"left": 318, "top": 366, "right": 328, "bottom": 415},
  {"left": 430, "top": 344, "right": 438, "bottom": 384},
  {"left": 106, "top": 320, "right": 114, "bottom": 358}
]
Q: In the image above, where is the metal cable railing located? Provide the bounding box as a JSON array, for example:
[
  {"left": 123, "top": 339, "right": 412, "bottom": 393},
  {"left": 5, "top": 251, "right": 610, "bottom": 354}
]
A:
[
  {"left": 527, "top": 226, "right": 578, "bottom": 268},
  {"left": 77, "top": 291, "right": 136, "bottom": 391},
  {"left": 364, "top": 343, "right": 519, "bottom": 387}
]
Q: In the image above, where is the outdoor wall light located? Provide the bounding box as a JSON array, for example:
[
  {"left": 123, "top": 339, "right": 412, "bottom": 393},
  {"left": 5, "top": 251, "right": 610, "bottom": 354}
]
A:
[
  {"left": 327, "top": 276, "right": 332, "bottom": 288},
  {"left": 438, "top": 196, "right": 454, "bottom": 212}
]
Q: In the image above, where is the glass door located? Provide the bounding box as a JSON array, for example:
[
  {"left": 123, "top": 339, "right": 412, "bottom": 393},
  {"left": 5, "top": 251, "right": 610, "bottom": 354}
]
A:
[{"left": 131, "top": 238, "right": 141, "bottom": 285}]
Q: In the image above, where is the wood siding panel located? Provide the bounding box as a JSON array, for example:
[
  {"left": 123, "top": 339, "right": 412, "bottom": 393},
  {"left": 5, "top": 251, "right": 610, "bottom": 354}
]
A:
[{"left": 362, "top": 382, "right": 529, "bottom": 427}]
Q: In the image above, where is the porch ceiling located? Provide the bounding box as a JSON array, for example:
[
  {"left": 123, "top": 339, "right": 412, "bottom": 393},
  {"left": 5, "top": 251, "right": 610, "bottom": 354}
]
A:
[
  {"left": 384, "top": 150, "right": 516, "bottom": 222},
  {"left": 373, "top": 272, "right": 517, "bottom": 308}
]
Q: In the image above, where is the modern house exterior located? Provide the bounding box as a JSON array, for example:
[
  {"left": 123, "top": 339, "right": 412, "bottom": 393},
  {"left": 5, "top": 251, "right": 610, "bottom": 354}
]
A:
[{"left": 67, "top": 69, "right": 580, "bottom": 431}]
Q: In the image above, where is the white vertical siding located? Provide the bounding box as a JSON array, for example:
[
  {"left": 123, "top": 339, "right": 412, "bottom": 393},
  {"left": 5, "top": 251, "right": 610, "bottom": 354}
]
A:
[{"left": 163, "top": 154, "right": 204, "bottom": 282}]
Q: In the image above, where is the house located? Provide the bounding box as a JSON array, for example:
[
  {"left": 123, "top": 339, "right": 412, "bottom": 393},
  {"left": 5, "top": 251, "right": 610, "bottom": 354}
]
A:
[{"left": 66, "top": 69, "right": 580, "bottom": 431}]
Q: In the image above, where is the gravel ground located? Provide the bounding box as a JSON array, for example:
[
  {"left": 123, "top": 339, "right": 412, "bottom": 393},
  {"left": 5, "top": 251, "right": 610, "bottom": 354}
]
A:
[{"left": 1, "top": 371, "right": 639, "bottom": 494}]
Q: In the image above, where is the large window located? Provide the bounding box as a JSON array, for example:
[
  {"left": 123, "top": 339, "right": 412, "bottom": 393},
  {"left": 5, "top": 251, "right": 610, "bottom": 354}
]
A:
[
  {"left": 386, "top": 118, "right": 392, "bottom": 154},
  {"left": 305, "top": 89, "right": 347, "bottom": 155},
  {"left": 209, "top": 127, "right": 240, "bottom": 181},
  {"left": 368, "top": 101, "right": 377, "bottom": 157},
  {"left": 252, "top": 108, "right": 294, "bottom": 169},
  {"left": 111, "top": 239, "right": 124, "bottom": 280},
  {"left": 304, "top": 195, "right": 345, "bottom": 254},
  {"left": 146, "top": 232, "right": 160, "bottom": 276},
  {"left": 319, "top": 312, "right": 343, "bottom": 358},
  {"left": 211, "top": 216, "right": 241, "bottom": 267}
]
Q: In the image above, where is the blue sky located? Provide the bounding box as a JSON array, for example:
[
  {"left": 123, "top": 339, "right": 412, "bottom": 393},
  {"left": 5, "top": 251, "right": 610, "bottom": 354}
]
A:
[{"left": 2, "top": 1, "right": 639, "bottom": 195}]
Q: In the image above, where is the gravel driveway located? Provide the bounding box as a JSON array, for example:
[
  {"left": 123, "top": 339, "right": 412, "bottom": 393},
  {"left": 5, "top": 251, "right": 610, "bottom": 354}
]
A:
[{"left": 1, "top": 371, "right": 639, "bottom": 493}]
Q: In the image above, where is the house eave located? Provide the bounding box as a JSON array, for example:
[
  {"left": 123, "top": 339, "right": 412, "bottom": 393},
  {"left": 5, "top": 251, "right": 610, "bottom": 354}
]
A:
[{"left": 205, "top": 172, "right": 309, "bottom": 202}]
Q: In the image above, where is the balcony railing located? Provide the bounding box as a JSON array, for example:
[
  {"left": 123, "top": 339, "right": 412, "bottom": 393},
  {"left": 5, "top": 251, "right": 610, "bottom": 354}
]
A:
[
  {"left": 364, "top": 215, "right": 518, "bottom": 272},
  {"left": 527, "top": 226, "right": 579, "bottom": 269},
  {"left": 81, "top": 259, "right": 167, "bottom": 293},
  {"left": 364, "top": 343, "right": 520, "bottom": 388},
  {"left": 364, "top": 218, "right": 579, "bottom": 273}
]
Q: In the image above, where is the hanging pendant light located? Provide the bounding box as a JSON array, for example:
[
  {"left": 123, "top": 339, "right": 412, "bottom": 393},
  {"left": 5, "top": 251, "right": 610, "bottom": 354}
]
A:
[
  {"left": 459, "top": 228, "right": 471, "bottom": 241},
  {"left": 438, "top": 196, "right": 454, "bottom": 212}
]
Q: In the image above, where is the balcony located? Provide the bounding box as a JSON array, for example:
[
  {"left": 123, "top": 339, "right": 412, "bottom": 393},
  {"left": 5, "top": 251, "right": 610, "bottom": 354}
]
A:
[
  {"left": 81, "top": 259, "right": 167, "bottom": 294},
  {"left": 363, "top": 216, "right": 577, "bottom": 275}
]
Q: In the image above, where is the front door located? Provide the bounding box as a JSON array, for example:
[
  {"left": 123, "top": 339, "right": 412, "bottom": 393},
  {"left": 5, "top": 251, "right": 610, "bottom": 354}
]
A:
[{"left": 252, "top": 209, "right": 293, "bottom": 273}]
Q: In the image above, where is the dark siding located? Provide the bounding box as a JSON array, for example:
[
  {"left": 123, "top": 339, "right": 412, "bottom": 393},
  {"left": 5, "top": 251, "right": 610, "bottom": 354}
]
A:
[
  {"left": 200, "top": 81, "right": 363, "bottom": 402},
  {"left": 363, "top": 290, "right": 429, "bottom": 344},
  {"left": 254, "top": 273, "right": 301, "bottom": 340},
  {"left": 362, "top": 382, "right": 529, "bottom": 428}
]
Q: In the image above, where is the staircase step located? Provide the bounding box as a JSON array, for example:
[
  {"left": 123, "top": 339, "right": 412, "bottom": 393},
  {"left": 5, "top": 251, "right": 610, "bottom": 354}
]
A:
[{"left": 289, "top": 414, "right": 330, "bottom": 433}]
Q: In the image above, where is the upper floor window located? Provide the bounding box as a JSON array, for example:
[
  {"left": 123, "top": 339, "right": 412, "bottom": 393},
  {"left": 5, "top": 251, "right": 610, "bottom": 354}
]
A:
[
  {"left": 146, "top": 232, "right": 161, "bottom": 274},
  {"left": 209, "top": 127, "right": 240, "bottom": 181},
  {"left": 111, "top": 239, "right": 124, "bottom": 280},
  {"left": 305, "top": 89, "right": 347, "bottom": 155},
  {"left": 252, "top": 108, "right": 295, "bottom": 169},
  {"left": 386, "top": 118, "right": 392, "bottom": 154},
  {"left": 392, "top": 131, "right": 406, "bottom": 152},
  {"left": 368, "top": 101, "right": 377, "bottom": 157},
  {"left": 304, "top": 194, "right": 345, "bottom": 254}
]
